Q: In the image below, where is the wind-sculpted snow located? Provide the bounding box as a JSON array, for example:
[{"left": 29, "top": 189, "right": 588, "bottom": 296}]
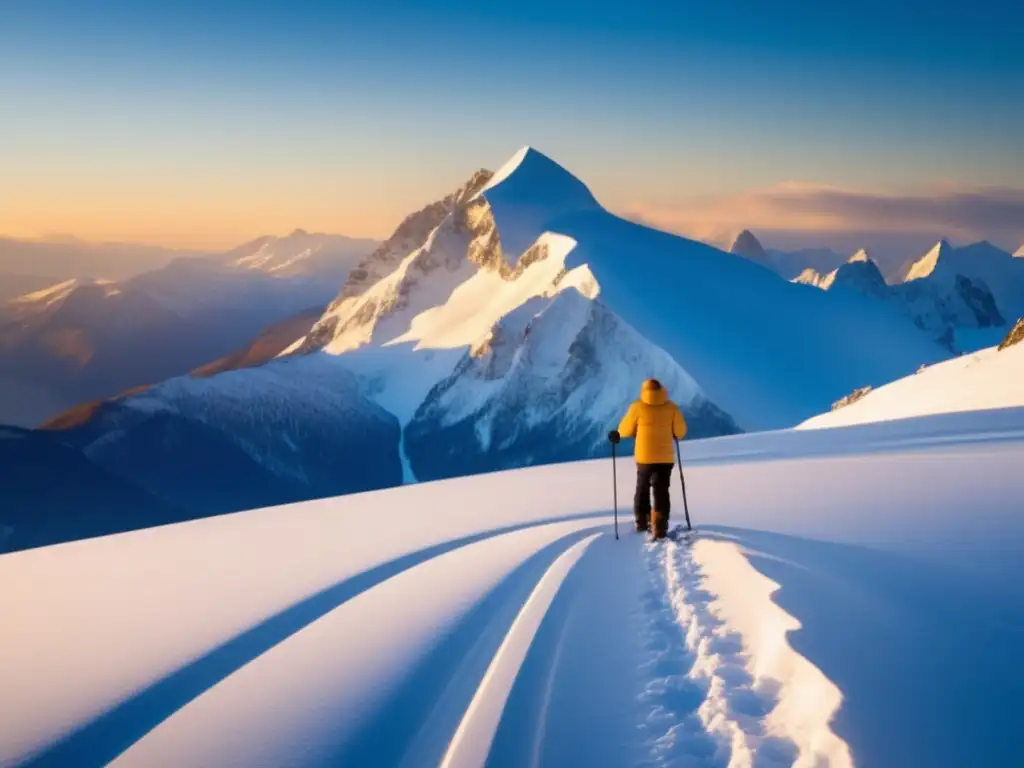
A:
[{"left": 2, "top": 413, "right": 1022, "bottom": 766}]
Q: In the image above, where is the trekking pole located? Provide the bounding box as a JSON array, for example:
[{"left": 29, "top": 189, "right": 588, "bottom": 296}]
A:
[
  {"left": 608, "top": 431, "right": 620, "bottom": 540},
  {"left": 675, "top": 438, "right": 692, "bottom": 531}
]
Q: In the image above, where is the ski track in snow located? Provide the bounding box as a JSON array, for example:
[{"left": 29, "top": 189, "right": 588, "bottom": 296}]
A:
[{"left": 9, "top": 515, "right": 836, "bottom": 768}]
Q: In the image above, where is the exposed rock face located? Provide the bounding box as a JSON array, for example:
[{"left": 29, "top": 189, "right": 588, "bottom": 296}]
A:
[
  {"left": 729, "top": 230, "right": 771, "bottom": 264},
  {"left": 831, "top": 386, "right": 872, "bottom": 411},
  {"left": 999, "top": 318, "right": 1024, "bottom": 351},
  {"left": 300, "top": 170, "right": 496, "bottom": 353},
  {"left": 333, "top": 170, "right": 493, "bottom": 304}
]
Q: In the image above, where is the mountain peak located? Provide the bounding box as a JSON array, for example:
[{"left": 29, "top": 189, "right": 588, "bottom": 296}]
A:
[
  {"left": 848, "top": 248, "right": 871, "bottom": 264},
  {"left": 481, "top": 146, "right": 596, "bottom": 203},
  {"left": 905, "top": 239, "right": 953, "bottom": 281},
  {"left": 477, "top": 147, "right": 600, "bottom": 260},
  {"left": 730, "top": 230, "right": 770, "bottom": 263},
  {"left": 1015, "top": 242, "right": 1024, "bottom": 259}
]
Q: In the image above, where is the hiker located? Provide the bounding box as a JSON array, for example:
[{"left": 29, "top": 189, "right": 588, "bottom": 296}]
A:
[{"left": 608, "top": 379, "right": 687, "bottom": 540}]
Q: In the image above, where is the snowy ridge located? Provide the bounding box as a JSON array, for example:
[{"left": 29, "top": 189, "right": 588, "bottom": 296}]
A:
[
  {"left": 800, "top": 339, "right": 1024, "bottom": 428},
  {"left": 9, "top": 278, "right": 81, "bottom": 307}
]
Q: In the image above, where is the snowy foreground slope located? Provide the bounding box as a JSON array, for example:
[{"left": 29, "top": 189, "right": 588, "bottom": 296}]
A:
[
  {"left": 3, "top": 412, "right": 1023, "bottom": 767},
  {"left": 802, "top": 338, "right": 1024, "bottom": 428}
]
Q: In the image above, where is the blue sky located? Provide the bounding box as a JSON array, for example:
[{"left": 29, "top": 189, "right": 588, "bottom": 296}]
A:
[{"left": 1, "top": 0, "right": 1021, "bottom": 249}]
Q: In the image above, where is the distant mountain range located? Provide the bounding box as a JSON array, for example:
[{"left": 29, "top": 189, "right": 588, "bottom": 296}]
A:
[
  {"left": 729, "top": 230, "right": 850, "bottom": 281},
  {"left": 779, "top": 235, "right": 1024, "bottom": 353},
  {"left": 0, "top": 235, "right": 202, "bottom": 284},
  {"left": 0, "top": 232, "right": 376, "bottom": 427}
]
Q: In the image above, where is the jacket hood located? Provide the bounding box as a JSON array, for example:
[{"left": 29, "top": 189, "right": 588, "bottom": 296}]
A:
[{"left": 640, "top": 379, "right": 668, "bottom": 406}]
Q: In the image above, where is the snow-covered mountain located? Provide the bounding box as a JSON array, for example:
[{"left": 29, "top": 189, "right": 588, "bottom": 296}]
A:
[
  {"left": 801, "top": 323, "right": 1024, "bottom": 428},
  {"left": 41, "top": 147, "right": 950, "bottom": 518},
  {"left": 302, "top": 149, "right": 946, "bottom": 433},
  {"left": 1015, "top": 242, "right": 1024, "bottom": 259},
  {"left": 899, "top": 239, "right": 1024, "bottom": 321},
  {"left": 0, "top": 253, "right": 362, "bottom": 427},
  {"left": 215, "top": 230, "right": 377, "bottom": 280},
  {"left": 43, "top": 161, "right": 740, "bottom": 504},
  {"left": 794, "top": 245, "right": 1009, "bottom": 352}
]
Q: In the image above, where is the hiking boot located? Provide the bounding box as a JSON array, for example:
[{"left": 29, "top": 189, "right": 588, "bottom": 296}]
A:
[
  {"left": 635, "top": 518, "right": 649, "bottom": 533},
  {"left": 651, "top": 510, "right": 668, "bottom": 540}
]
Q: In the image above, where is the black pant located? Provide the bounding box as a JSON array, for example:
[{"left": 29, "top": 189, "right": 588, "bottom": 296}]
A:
[{"left": 634, "top": 463, "right": 673, "bottom": 530}]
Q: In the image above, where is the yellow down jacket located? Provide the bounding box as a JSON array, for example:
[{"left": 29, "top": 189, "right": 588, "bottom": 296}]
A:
[{"left": 617, "top": 380, "right": 687, "bottom": 464}]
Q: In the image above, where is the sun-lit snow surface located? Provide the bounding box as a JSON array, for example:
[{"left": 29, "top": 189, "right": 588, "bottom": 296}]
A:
[
  {"left": 3, "top": 411, "right": 1023, "bottom": 767},
  {"left": 801, "top": 341, "right": 1024, "bottom": 428}
]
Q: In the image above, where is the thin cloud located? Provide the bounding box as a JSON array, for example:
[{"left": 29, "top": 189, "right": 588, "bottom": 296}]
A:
[{"left": 624, "top": 184, "right": 1024, "bottom": 251}]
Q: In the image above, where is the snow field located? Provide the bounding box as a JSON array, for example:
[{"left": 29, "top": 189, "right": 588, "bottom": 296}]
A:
[{"left": 2, "top": 412, "right": 1023, "bottom": 766}]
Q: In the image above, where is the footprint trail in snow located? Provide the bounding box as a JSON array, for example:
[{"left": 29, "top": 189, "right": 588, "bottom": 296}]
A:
[{"left": 638, "top": 532, "right": 850, "bottom": 767}]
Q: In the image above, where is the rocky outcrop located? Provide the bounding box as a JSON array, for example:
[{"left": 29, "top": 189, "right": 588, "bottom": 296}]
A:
[
  {"left": 831, "top": 386, "right": 872, "bottom": 411},
  {"left": 998, "top": 318, "right": 1024, "bottom": 350}
]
